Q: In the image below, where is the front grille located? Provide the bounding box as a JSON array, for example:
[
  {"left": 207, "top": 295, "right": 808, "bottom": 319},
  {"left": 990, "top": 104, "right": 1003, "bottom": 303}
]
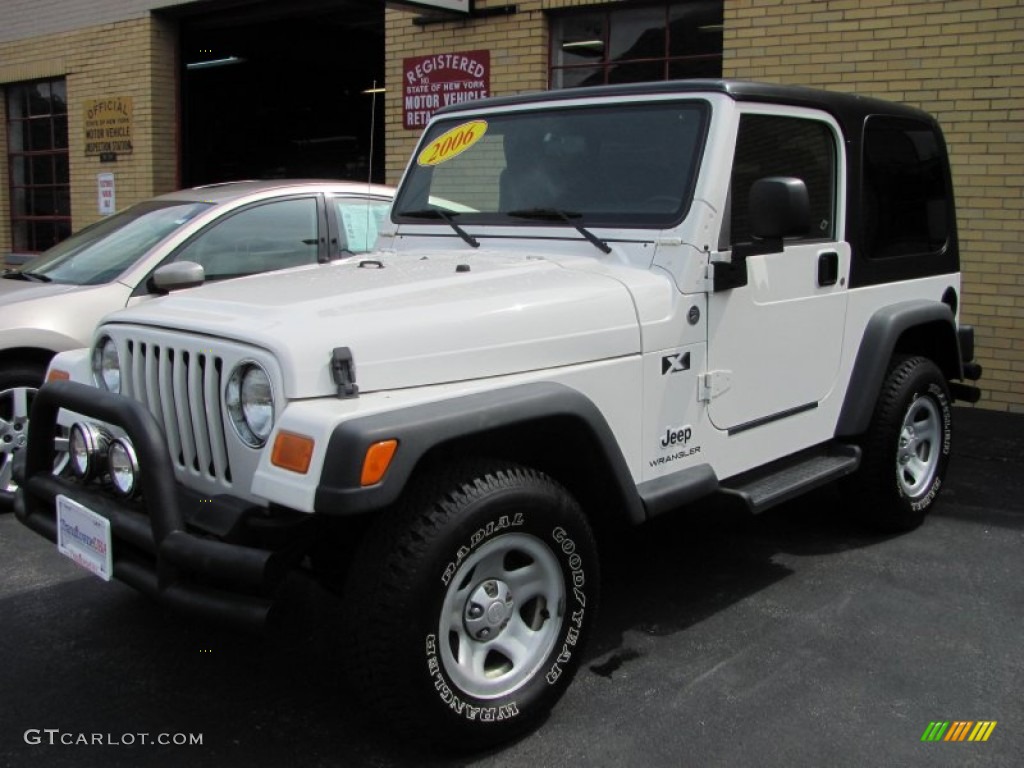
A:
[{"left": 121, "top": 340, "right": 232, "bottom": 486}]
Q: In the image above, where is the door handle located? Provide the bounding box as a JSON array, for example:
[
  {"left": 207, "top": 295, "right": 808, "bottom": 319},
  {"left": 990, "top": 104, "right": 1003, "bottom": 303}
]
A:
[{"left": 817, "top": 251, "right": 839, "bottom": 286}]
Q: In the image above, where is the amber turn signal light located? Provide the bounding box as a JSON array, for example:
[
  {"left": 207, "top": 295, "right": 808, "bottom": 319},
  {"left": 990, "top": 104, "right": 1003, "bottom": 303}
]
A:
[
  {"left": 271, "top": 431, "right": 315, "bottom": 474},
  {"left": 361, "top": 439, "right": 398, "bottom": 486},
  {"left": 46, "top": 369, "right": 70, "bottom": 382}
]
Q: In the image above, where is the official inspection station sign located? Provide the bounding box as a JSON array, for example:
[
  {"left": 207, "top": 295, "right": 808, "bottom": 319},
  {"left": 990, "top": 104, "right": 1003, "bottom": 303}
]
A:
[
  {"left": 84, "top": 96, "right": 134, "bottom": 156},
  {"left": 403, "top": 50, "right": 490, "bottom": 129}
]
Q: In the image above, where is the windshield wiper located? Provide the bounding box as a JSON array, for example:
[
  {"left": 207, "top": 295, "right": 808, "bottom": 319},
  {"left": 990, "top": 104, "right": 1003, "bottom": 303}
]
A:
[
  {"left": 401, "top": 208, "right": 480, "bottom": 249},
  {"left": 2, "top": 270, "right": 51, "bottom": 282},
  {"left": 506, "top": 208, "right": 612, "bottom": 254}
]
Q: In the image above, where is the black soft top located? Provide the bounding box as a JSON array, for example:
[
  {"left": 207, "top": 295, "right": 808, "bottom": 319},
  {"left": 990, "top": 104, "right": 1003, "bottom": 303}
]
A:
[{"left": 434, "top": 79, "right": 937, "bottom": 139}]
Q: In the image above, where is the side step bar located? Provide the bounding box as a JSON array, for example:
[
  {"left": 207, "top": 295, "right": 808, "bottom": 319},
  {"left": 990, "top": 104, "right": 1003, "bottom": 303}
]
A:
[{"left": 720, "top": 443, "right": 861, "bottom": 514}]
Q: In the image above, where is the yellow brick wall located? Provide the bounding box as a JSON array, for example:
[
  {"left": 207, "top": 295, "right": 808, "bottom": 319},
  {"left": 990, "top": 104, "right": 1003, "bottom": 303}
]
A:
[
  {"left": 0, "top": 15, "right": 178, "bottom": 263},
  {"left": 723, "top": 0, "right": 1024, "bottom": 411}
]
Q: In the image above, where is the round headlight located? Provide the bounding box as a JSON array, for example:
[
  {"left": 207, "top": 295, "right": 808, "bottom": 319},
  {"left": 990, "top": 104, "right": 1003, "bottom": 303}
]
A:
[
  {"left": 68, "top": 422, "right": 110, "bottom": 480},
  {"left": 226, "top": 362, "right": 274, "bottom": 448},
  {"left": 92, "top": 336, "right": 121, "bottom": 393},
  {"left": 107, "top": 438, "right": 140, "bottom": 497}
]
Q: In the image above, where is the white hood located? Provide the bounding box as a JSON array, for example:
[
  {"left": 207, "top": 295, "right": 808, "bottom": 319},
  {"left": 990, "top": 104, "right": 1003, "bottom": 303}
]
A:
[{"left": 104, "top": 250, "right": 641, "bottom": 397}]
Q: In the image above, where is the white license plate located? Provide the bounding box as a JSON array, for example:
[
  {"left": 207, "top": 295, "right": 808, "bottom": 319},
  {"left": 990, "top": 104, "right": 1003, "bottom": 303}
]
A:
[{"left": 56, "top": 494, "right": 113, "bottom": 582}]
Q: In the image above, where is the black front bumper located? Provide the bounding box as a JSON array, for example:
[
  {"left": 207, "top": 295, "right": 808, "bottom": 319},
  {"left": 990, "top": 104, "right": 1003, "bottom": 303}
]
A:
[{"left": 15, "top": 380, "right": 307, "bottom": 629}]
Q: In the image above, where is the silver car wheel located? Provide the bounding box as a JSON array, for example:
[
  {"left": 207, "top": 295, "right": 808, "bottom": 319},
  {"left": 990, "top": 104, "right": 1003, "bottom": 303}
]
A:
[
  {"left": 0, "top": 385, "right": 69, "bottom": 493},
  {"left": 439, "top": 532, "right": 565, "bottom": 700},
  {"left": 896, "top": 394, "right": 942, "bottom": 498}
]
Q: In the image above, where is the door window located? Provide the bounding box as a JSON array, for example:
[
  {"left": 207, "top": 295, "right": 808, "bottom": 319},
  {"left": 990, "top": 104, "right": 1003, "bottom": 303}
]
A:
[
  {"left": 172, "top": 197, "right": 319, "bottom": 280},
  {"left": 728, "top": 114, "right": 837, "bottom": 247}
]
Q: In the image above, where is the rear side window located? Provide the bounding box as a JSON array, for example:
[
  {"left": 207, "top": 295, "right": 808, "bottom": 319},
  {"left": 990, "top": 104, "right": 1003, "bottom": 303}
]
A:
[
  {"left": 862, "top": 117, "right": 951, "bottom": 259},
  {"left": 729, "top": 114, "right": 837, "bottom": 247}
]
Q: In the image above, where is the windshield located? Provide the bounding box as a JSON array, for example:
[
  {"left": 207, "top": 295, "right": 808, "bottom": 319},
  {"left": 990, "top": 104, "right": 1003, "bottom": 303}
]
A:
[
  {"left": 21, "top": 200, "right": 212, "bottom": 285},
  {"left": 393, "top": 100, "right": 708, "bottom": 229}
]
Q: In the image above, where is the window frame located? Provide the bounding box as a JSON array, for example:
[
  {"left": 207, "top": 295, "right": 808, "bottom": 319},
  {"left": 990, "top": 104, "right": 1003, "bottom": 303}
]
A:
[
  {"left": 6, "top": 77, "right": 71, "bottom": 255},
  {"left": 548, "top": 1, "right": 723, "bottom": 90}
]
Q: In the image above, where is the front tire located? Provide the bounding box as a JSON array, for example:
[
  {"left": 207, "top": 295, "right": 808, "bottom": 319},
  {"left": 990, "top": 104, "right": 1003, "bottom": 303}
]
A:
[
  {"left": 849, "top": 356, "right": 953, "bottom": 531},
  {"left": 344, "top": 462, "right": 598, "bottom": 748},
  {"left": 0, "top": 361, "right": 48, "bottom": 495}
]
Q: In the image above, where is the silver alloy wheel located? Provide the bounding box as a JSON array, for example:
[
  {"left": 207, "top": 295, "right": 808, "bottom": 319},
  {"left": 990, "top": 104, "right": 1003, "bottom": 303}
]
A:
[
  {"left": 439, "top": 532, "right": 564, "bottom": 700},
  {"left": 0, "top": 385, "right": 33, "bottom": 493},
  {"left": 0, "top": 385, "right": 69, "bottom": 493},
  {"left": 896, "top": 394, "right": 942, "bottom": 497}
]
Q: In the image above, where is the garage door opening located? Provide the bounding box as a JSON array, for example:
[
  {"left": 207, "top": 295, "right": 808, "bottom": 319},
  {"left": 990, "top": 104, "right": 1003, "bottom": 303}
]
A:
[{"left": 176, "top": 1, "right": 385, "bottom": 187}]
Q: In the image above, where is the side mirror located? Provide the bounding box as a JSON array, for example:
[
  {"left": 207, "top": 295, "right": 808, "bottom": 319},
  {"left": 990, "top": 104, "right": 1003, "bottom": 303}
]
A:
[
  {"left": 713, "top": 176, "right": 811, "bottom": 292},
  {"left": 750, "top": 176, "right": 810, "bottom": 240},
  {"left": 150, "top": 261, "right": 205, "bottom": 293}
]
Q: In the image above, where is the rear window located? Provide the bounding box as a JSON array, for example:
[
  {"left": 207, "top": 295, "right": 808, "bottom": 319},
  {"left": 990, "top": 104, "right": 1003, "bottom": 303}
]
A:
[{"left": 862, "top": 117, "right": 951, "bottom": 259}]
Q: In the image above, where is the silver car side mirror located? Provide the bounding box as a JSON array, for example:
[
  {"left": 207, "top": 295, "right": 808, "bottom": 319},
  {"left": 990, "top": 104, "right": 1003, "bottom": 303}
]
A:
[{"left": 150, "top": 261, "right": 205, "bottom": 292}]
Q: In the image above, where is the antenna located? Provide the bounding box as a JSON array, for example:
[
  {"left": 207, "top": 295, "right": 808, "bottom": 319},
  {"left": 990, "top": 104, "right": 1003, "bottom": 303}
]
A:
[{"left": 365, "top": 79, "right": 378, "bottom": 249}]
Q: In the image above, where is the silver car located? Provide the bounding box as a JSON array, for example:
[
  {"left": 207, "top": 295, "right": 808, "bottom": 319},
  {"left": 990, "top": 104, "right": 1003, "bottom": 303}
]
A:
[{"left": 0, "top": 179, "right": 394, "bottom": 497}]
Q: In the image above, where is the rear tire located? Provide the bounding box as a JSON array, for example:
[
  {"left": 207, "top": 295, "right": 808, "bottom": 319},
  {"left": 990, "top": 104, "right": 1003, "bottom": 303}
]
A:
[
  {"left": 344, "top": 461, "right": 598, "bottom": 749},
  {"left": 848, "top": 356, "right": 953, "bottom": 532}
]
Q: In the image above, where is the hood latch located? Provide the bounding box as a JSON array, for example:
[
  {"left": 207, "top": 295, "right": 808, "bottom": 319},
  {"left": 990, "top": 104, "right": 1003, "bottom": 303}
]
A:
[{"left": 331, "top": 347, "right": 359, "bottom": 399}]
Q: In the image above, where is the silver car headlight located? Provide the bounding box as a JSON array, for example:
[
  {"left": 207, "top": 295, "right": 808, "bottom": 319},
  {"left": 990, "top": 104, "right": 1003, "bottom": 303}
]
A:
[
  {"left": 225, "top": 362, "right": 274, "bottom": 448},
  {"left": 91, "top": 335, "right": 121, "bottom": 393}
]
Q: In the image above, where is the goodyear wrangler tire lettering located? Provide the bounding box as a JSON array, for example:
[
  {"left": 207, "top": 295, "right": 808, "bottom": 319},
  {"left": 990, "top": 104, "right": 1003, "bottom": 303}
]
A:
[
  {"left": 844, "top": 356, "right": 953, "bottom": 532},
  {"left": 344, "top": 462, "right": 598, "bottom": 748},
  {"left": 441, "top": 512, "right": 525, "bottom": 586},
  {"left": 545, "top": 526, "right": 588, "bottom": 686}
]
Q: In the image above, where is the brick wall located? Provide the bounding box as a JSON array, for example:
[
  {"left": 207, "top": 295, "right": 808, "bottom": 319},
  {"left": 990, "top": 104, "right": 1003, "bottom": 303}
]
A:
[
  {"left": 723, "top": 0, "right": 1024, "bottom": 411},
  {"left": 0, "top": 16, "right": 179, "bottom": 264}
]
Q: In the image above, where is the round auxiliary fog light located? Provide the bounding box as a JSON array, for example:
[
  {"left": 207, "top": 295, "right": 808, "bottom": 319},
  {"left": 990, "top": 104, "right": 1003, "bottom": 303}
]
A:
[
  {"left": 68, "top": 422, "right": 110, "bottom": 481},
  {"left": 107, "top": 438, "right": 140, "bottom": 497}
]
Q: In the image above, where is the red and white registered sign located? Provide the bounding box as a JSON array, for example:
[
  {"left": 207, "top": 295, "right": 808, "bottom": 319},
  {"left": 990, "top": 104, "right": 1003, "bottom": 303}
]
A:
[{"left": 403, "top": 50, "right": 490, "bottom": 129}]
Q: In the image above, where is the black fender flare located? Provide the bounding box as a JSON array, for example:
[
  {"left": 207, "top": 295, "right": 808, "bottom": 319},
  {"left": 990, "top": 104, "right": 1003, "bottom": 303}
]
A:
[
  {"left": 313, "top": 381, "right": 647, "bottom": 525},
  {"left": 835, "top": 300, "right": 960, "bottom": 438}
]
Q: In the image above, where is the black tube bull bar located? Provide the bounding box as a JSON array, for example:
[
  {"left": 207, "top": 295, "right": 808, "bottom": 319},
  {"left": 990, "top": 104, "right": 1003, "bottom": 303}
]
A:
[{"left": 14, "top": 380, "right": 285, "bottom": 629}]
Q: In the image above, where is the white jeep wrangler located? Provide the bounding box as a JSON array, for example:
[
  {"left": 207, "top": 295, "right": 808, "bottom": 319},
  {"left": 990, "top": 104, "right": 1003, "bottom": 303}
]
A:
[{"left": 15, "top": 80, "right": 981, "bottom": 747}]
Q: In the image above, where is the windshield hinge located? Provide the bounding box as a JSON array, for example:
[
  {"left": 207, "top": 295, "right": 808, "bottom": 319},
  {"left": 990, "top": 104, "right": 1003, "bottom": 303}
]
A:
[
  {"left": 698, "top": 370, "right": 732, "bottom": 403},
  {"left": 331, "top": 347, "right": 359, "bottom": 399},
  {"left": 702, "top": 263, "right": 717, "bottom": 293}
]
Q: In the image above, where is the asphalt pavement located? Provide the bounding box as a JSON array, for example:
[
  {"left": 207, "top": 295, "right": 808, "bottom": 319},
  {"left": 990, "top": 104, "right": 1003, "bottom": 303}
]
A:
[{"left": 1, "top": 406, "right": 1021, "bottom": 768}]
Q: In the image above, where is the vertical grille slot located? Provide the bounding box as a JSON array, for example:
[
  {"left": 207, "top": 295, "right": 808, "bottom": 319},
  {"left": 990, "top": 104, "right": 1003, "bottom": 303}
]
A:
[
  {"left": 134, "top": 343, "right": 149, "bottom": 411},
  {"left": 158, "top": 346, "right": 182, "bottom": 468},
  {"left": 172, "top": 350, "right": 198, "bottom": 473},
  {"left": 187, "top": 353, "right": 214, "bottom": 478},
  {"left": 144, "top": 343, "right": 163, "bottom": 430},
  {"left": 203, "top": 357, "right": 229, "bottom": 481}
]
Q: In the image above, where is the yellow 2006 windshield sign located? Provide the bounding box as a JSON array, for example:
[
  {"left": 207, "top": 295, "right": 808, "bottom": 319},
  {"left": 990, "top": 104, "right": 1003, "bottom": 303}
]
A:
[{"left": 417, "top": 120, "right": 487, "bottom": 166}]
